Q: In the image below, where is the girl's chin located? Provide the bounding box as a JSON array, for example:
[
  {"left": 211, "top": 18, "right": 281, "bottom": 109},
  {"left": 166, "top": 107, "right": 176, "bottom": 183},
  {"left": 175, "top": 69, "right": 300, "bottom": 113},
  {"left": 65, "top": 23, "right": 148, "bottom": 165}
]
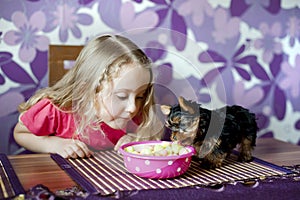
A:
[{"left": 106, "top": 119, "right": 128, "bottom": 130}]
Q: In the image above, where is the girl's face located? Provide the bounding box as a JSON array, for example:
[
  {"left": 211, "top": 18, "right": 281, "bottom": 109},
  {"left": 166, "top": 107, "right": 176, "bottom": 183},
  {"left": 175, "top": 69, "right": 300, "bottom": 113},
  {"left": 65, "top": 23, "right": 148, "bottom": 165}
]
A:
[{"left": 96, "top": 63, "right": 151, "bottom": 130}]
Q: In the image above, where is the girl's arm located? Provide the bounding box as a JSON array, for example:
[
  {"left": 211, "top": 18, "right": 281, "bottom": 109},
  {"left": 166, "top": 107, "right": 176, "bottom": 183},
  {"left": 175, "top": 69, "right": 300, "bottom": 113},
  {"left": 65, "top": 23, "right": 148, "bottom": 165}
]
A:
[{"left": 13, "top": 122, "right": 93, "bottom": 158}]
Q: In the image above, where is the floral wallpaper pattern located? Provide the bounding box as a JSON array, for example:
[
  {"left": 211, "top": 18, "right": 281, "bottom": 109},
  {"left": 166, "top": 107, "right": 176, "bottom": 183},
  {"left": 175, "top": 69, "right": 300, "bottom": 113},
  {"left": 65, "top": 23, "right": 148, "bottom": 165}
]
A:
[{"left": 1, "top": 0, "right": 300, "bottom": 154}]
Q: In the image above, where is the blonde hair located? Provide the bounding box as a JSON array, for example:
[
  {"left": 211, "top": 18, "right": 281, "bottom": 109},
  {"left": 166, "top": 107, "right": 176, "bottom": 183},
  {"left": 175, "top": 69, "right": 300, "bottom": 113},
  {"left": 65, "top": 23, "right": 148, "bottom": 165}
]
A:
[{"left": 19, "top": 34, "right": 163, "bottom": 141}]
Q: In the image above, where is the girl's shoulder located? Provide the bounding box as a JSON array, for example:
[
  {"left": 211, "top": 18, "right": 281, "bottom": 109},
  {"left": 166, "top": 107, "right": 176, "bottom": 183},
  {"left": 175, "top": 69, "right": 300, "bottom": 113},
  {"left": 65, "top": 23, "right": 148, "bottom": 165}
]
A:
[
  {"left": 36, "top": 98, "right": 53, "bottom": 106},
  {"left": 20, "top": 98, "right": 75, "bottom": 137},
  {"left": 27, "top": 98, "right": 54, "bottom": 112},
  {"left": 33, "top": 98, "right": 68, "bottom": 112},
  {"left": 23, "top": 98, "right": 71, "bottom": 119}
]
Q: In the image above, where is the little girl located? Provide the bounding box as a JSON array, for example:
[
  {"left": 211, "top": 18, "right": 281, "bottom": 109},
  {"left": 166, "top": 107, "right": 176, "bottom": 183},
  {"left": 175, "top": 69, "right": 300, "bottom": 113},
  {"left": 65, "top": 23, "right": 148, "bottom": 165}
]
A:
[{"left": 13, "top": 34, "right": 163, "bottom": 158}]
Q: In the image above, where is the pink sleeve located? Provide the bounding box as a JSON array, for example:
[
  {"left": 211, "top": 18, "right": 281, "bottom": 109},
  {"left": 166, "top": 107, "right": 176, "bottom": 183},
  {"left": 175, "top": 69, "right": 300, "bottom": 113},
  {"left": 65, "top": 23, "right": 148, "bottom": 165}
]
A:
[{"left": 20, "top": 99, "right": 58, "bottom": 136}]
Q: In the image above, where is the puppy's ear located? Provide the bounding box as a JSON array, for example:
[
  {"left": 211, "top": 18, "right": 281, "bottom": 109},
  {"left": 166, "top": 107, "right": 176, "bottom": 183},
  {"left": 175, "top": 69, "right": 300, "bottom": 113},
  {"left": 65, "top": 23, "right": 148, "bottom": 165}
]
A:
[
  {"left": 178, "top": 96, "right": 195, "bottom": 114},
  {"left": 160, "top": 105, "right": 171, "bottom": 115}
]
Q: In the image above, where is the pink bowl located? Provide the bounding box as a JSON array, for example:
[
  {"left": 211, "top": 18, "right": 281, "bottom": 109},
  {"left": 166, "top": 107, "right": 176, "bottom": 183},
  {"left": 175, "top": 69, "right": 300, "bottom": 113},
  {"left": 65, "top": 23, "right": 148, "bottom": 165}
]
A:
[{"left": 119, "top": 141, "right": 196, "bottom": 179}]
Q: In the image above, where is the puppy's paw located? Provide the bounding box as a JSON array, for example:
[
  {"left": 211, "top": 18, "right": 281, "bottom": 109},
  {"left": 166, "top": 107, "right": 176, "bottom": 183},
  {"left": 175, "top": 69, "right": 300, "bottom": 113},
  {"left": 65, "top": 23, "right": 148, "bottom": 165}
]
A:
[
  {"left": 238, "top": 151, "right": 253, "bottom": 162},
  {"left": 200, "top": 158, "right": 223, "bottom": 169}
]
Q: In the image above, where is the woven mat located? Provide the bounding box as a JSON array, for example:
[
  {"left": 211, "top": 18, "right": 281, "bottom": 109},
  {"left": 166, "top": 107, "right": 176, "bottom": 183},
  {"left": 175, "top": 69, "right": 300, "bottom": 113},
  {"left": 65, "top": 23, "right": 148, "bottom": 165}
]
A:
[
  {"left": 51, "top": 150, "right": 292, "bottom": 196},
  {"left": 0, "top": 154, "right": 25, "bottom": 199}
]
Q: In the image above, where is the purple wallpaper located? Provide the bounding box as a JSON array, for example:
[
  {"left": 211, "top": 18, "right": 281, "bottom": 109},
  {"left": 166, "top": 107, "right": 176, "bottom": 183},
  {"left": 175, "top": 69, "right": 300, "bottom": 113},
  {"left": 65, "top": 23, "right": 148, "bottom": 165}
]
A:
[{"left": 1, "top": 0, "right": 300, "bottom": 155}]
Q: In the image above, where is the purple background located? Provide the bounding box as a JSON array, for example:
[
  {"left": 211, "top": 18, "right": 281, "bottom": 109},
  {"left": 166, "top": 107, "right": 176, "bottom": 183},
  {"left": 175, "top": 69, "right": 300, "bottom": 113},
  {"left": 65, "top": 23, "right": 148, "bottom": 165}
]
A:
[{"left": 1, "top": 0, "right": 300, "bottom": 155}]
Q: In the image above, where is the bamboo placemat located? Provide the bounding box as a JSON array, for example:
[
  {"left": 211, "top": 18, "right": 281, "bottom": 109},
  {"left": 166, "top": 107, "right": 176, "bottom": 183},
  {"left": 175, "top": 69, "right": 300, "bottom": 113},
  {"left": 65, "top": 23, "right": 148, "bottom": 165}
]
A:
[
  {"left": 0, "top": 154, "right": 25, "bottom": 199},
  {"left": 51, "top": 150, "right": 292, "bottom": 196}
]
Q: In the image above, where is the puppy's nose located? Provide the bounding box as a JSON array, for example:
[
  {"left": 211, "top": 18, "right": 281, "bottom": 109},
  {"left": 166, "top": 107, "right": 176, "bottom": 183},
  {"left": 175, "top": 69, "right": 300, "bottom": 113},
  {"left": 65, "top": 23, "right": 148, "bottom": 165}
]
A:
[{"left": 172, "top": 134, "right": 177, "bottom": 141}]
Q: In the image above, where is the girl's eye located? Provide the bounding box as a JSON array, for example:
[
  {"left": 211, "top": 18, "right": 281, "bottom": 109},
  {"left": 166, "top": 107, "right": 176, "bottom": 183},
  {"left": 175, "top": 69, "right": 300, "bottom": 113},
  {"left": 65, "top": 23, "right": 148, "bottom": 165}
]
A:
[
  {"left": 136, "top": 95, "right": 145, "bottom": 100},
  {"left": 118, "top": 96, "right": 127, "bottom": 100},
  {"left": 116, "top": 93, "right": 128, "bottom": 100},
  {"left": 136, "top": 92, "right": 146, "bottom": 100}
]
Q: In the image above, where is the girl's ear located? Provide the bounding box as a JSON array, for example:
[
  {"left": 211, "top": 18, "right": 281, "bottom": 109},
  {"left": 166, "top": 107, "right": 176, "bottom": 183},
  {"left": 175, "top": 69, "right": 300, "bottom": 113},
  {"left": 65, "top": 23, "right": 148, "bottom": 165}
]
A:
[
  {"left": 160, "top": 105, "right": 171, "bottom": 115},
  {"left": 178, "top": 96, "right": 195, "bottom": 114}
]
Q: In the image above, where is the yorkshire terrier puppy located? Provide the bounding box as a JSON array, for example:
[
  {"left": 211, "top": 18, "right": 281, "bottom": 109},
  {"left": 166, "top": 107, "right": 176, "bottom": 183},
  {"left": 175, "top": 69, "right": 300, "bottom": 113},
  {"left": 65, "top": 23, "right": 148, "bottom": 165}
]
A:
[{"left": 161, "top": 96, "right": 258, "bottom": 169}]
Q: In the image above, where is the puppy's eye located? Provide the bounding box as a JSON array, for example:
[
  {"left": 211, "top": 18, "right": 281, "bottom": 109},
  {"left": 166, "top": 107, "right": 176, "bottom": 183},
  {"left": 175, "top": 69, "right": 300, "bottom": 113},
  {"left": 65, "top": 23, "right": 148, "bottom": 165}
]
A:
[{"left": 171, "top": 126, "right": 178, "bottom": 131}]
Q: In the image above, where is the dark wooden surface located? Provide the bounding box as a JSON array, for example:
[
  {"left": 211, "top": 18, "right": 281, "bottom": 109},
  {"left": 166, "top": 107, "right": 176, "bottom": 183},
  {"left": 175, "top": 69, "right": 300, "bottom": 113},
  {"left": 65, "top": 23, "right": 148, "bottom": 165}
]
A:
[
  {"left": 252, "top": 138, "right": 300, "bottom": 166},
  {"left": 8, "top": 154, "right": 76, "bottom": 191},
  {"left": 48, "top": 45, "right": 83, "bottom": 86},
  {"left": 8, "top": 138, "right": 300, "bottom": 192}
]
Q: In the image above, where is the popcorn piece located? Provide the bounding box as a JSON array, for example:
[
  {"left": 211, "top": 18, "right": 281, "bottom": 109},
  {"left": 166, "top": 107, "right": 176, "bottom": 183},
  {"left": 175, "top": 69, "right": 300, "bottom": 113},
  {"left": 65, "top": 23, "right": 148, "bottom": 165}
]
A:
[
  {"left": 140, "top": 148, "right": 152, "bottom": 155},
  {"left": 124, "top": 142, "right": 190, "bottom": 156}
]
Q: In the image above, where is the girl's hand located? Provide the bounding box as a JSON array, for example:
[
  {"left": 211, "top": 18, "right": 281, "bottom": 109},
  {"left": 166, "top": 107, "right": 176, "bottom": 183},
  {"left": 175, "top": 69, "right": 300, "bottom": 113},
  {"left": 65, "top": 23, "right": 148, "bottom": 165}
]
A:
[
  {"left": 52, "top": 138, "right": 94, "bottom": 159},
  {"left": 14, "top": 122, "right": 93, "bottom": 158},
  {"left": 114, "top": 134, "right": 136, "bottom": 151}
]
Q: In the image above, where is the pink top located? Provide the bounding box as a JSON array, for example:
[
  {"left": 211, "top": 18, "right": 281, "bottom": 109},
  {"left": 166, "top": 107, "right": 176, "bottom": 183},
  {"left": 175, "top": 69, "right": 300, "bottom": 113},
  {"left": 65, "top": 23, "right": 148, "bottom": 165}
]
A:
[{"left": 20, "top": 98, "right": 127, "bottom": 150}]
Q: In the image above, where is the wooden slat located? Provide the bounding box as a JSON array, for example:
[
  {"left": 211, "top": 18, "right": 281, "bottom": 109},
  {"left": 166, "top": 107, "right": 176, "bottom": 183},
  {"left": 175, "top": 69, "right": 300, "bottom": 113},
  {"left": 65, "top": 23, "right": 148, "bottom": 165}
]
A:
[{"left": 48, "top": 45, "right": 83, "bottom": 86}]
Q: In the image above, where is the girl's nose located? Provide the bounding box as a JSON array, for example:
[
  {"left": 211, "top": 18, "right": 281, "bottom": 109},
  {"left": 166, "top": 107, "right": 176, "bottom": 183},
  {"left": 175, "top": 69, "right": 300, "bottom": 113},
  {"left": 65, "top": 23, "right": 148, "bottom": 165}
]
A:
[{"left": 126, "top": 97, "right": 137, "bottom": 113}]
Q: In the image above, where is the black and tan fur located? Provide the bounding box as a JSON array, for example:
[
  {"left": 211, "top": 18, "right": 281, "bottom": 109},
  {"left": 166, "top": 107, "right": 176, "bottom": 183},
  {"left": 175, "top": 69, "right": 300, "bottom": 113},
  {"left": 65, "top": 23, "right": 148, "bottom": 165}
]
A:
[{"left": 161, "top": 96, "right": 258, "bottom": 169}]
